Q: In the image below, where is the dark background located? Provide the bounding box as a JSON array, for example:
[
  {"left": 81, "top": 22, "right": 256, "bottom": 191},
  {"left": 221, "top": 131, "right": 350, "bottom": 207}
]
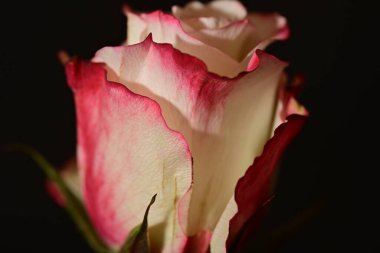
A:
[{"left": 0, "top": 0, "right": 371, "bottom": 252}]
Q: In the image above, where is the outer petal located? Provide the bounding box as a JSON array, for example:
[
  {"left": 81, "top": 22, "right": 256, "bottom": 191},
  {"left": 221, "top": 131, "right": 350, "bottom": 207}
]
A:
[
  {"left": 65, "top": 60, "right": 193, "bottom": 252},
  {"left": 93, "top": 36, "right": 287, "bottom": 238},
  {"left": 210, "top": 113, "right": 308, "bottom": 252},
  {"left": 228, "top": 115, "right": 307, "bottom": 250}
]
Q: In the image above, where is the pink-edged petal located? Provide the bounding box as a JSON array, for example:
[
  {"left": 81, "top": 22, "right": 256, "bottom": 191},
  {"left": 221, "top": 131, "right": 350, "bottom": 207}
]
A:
[
  {"left": 125, "top": 10, "right": 243, "bottom": 77},
  {"left": 210, "top": 115, "right": 308, "bottom": 253},
  {"left": 125, "top": 7, "right": 288, "bottom": 76},
  {"left": 180, "top": 14, "right": 288, "bottom": 62},
  {"left": 46, "top": 159, "right": 81, "bottom": 206},
  {"left": 248, "top": 13, "right": 289, "bottom": 49},
  {"left": 93, "top": 35, "right": 202, "bottom": 137},
  {"left": 228, "top": 115, "right": 308, "bottom": 249},
  {"left": 172, "top": 0, "right": 247, "bottom": 21},
  {"left": 172, "top": 2, "right": 287, "bottom": 64},
  {"left": 65, "top": 60, "right": 193, "bottom": 252},
  {"left": 236, "top": 13, "right": 289, "bottom": 72},
  {"left": 183, "top": 20, "right": 263, "bottom": 62},
  {"left": 94, "top": 37, "right": 287, "bottom": 237}
]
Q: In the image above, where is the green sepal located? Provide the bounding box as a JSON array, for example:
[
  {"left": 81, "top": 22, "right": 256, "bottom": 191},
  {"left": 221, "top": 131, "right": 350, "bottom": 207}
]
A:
[
  {"left": 2, "top": 144, "right": 113, "bottom": 253},
  {"left": 119, "top": 194, "right": 157, "bottom": 253}
]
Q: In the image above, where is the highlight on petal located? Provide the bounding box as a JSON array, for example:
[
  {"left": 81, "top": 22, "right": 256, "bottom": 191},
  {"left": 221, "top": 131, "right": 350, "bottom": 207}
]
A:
[
  {"left": 93, "top": 36, "right": 288, "bottom": 243},
  {"left": 65, "top": 59, "right": 193, "bottom": 252}
]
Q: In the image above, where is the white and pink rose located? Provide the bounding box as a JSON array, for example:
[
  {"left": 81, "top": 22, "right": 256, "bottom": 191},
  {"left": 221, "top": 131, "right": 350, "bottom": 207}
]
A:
[{"left": 51, "top": 1, "right": 308, "bottom": 252}]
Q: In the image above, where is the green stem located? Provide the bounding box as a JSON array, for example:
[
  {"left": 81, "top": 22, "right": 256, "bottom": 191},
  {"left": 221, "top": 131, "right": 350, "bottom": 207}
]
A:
[{"left": 2, "top": 144, "right": 113, "bottom": 253}]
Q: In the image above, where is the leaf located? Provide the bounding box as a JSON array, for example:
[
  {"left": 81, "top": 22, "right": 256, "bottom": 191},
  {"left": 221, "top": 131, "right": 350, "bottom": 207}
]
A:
[
  {"left": 120, "top": 194, "right": 157, "bottom": 253},
  {"left": 1, "top": 144, "right": 113, "bottom": 253}
]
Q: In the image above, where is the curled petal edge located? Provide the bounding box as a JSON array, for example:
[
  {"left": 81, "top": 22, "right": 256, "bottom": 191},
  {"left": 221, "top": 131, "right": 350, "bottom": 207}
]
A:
[{"left": 227, "top": 114, "right": 308, "bottom": 251}]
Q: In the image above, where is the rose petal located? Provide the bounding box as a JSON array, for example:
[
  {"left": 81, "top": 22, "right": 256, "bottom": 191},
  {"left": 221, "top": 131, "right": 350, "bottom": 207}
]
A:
[
  {"left": 209, "top": 197, "right": 237, "bottom": 253},
  {"left": 247, "top": 13, "right": 290, "bottom": 49},
  {"left": 125, "top": 10, "right": 243, "bottom": 77},
  {"left": 184, "top": 20, "right": 267, "bottom": 62},
  {"left": 66, "top": 60, "right": 193, "bottom": 252},
  {"left": 93, "top": 36, "right": 287, "bottom": 237},
  {"left": 210, "top": 76, "right": 308, "bottom": 252},
  {"left": 210, "top": 115, "right": 308, "bottom": 253},
  {"left": 178, "top": 13, "right": 288, "bottom": 62},
  {"left": 172, "top": 0, "right": 247, "bottom": 22},
  {"left": 233, "top": 14, "right": 289, "bottom": 71},
  {"left": 179, "top": 16, "right": 232, "bottom": 30},
  {"left": 187, "top": 51, "right": 286, "bottom": 235},
  {"left": 125, "top": 7, "right": 288, "bottom": 77},
  {"left": 229, "top": 115, "right": 308, "bottom": 249}
]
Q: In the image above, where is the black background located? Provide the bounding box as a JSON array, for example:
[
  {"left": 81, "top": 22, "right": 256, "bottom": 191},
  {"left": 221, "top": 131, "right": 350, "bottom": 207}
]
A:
[{"left": 0, "top": 0, "right": 371, "bottom": 252}]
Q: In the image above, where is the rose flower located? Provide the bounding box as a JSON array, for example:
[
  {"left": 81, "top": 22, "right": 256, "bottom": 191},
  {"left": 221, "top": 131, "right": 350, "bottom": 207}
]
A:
[{"left": 50, "top": 1, "right": 308, "bottom": 252}]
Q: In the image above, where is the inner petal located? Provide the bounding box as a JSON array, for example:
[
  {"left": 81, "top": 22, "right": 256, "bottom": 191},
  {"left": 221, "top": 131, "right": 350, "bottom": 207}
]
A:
[
  {"left": 172, "top": 0, "right": 247, "bottom": 21},
  {"left": 181, "top": 16, "right": 232, "bottom": 30},
  {"left": 125, "top": 10, "right": 288, "bottom": 76},
  {"left": 125, "top": 10, "right": 243, "bottom": 77}
]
